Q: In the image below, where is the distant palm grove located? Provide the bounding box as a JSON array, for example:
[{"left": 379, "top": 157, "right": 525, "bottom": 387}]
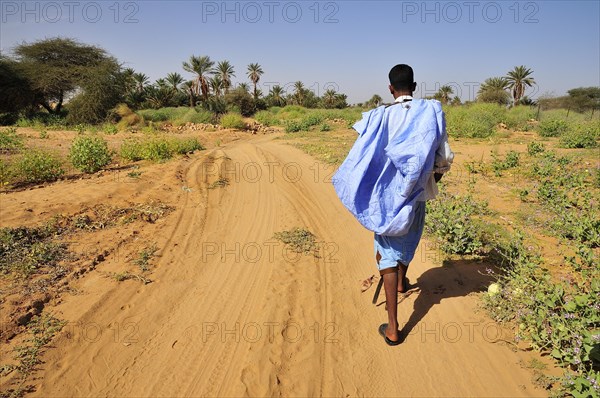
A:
[{"left": 0, "top": 37, "right": 598, "bottom": 125}]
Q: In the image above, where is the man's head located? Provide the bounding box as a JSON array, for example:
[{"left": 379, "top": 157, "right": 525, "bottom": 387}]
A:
[{"left": 389, "top": 64, "right": 416, "bottom": 97}]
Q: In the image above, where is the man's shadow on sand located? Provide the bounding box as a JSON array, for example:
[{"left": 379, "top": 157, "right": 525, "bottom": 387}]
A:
[{"left": 376, "top": 258, "right": 495, "bottom": 342}]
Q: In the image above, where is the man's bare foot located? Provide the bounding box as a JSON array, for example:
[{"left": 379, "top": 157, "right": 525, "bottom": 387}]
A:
[
  {"left": 379, "top": 323, "right": 401, "bottom": 346},
  {"left": 386, "top": 323, "right": 399, "bottom": 341}
]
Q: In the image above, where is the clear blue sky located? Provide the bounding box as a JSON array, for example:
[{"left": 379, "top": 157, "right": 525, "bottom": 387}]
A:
[{"left": 1, "top": 0, "right": 599, "bottom": 103}]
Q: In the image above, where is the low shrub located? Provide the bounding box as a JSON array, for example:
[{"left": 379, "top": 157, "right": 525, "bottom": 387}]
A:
[
  {"left": 527, "top": 141, "right": 545, "bottom": 156},
  {"left": 503, "top": 106, "right": 536, "bottom": 131},
  {"left": 0, "top": 127, "right": 25, "bottom": 152},
  {"left": 69, "top": 135, "right": 112, "bottom": 173},
  {"left": 13, "top": 149, "right": 65, "bottom": 183},
  {"left": 102, "top": 123, "right": 118, "bottom": 135},
  {"left": 425, "top": 189, "right": 489, "bottom": 255},
  {"left": 254, "top": 110, "right": 278, "bottom": 126},
  {"left": 177, "top": 108, "right": 213, "bottom": 125},
  {"left": 445, "top": 103, "right": 505, "bottom": 138},
  {"left": 120, "top": 136, "right": 204, "bottom": 162},
  {"left": 559, "top": 122, "right": 599, "bottom": 149},
  {"left": 538, "top": 119, "right": 568, "bottom": 137},
  {"left": 284, "top": 120, "right": 302, "bottom": 133},
  {"left": 483, "top": 237, "right": 600, "bottom": 398},
  {"left": 220, "top": 112, "right": 246, "bottom": 130}
]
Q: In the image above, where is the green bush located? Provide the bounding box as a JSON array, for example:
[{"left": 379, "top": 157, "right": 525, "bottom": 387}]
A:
[
  {"left": 0, "top": 158, "right": 13, "bottom": 184},
  {"left": 300, "top": 113, "right": 324, "bottom": 130},
  {"left": 559, "top": 122, "right": 599, "bottom": 149},
  {"left": 178, "top": 108, "right": 213, "bottom": 125},
  {"left": 320, "top": 123, "right": 331, "bottom": 132},
  {"left": 445, "top": 103, "right": 505, "bottom": 138},
  {"left": 14, "top": 149, "right": 64, "bottom": 183},
  {"left": 120, "top": 136, "right": 204, "bottom": 162},
  {"left": 254, "top": 110, "right": 278, "bottom": 126},
  {"left": 284, "top": 120, "right": 302, "bottom": 133},
  {"left": 137, "top": 107, "right": 191, "bottom": 122},
  {"left": 220, "top": 112, "right": 245, "bottom": 130},
  {"left": 503, "top": 106, "right": 535, "bottom": 131},
  {"left": 102, "top": 123, "right": 118, "bottom": 135},
  {"left": 0, "top": 127, "right": 25, "bottom": 152},
  {"left": 538, "top": 119, "right": 568, "bottom": 137},
  {"left": 170, "top": 137, "right": 203, "bottom": 154},
  {"left": 69, "top": 135, "right": 112, "bottom": 173},
  {"left": 120, "top": 138, "right": 144, "bottom": 161},
  {"left": 527, "top": 141, "right": 545, "bottom": 156},
  {"left": 144, "top": 139, "right": 172, "bottom": 161},
  {"left": 425, "top": 190, "right": 488, "bottom": 254},
  {"left": 483, "top": 238, "right": 600, "bottom": 398}
]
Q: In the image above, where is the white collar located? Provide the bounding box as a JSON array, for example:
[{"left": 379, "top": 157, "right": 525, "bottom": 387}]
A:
[{"left": 394, "top": 95, "right": 413, "bottom": 103}]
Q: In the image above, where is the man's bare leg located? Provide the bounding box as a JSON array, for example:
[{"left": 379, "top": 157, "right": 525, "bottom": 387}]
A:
[
  {"left": 380, "top": 267, "right": 399, "bottom": 341},
  {"left": 397, "top": 261, "right": 408, "bottom": 293}
]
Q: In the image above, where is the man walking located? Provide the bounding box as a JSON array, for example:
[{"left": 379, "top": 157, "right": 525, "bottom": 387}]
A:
[{"left": 333, "top": 64, "right": 454, "bottom": 345}]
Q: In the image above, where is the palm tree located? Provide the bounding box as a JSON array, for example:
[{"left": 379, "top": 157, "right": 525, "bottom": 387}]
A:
[
  {"left": 368, "top": 94, "right": 382, "bottom": 107},
  {"left": 268, "top": 85, "right": 286, "bottom": 106},
  {"left": 210, "top": 75, "right": 223, "bottom": 98},
  {"left": 155, "top": 78, "right": 168, "bottom": 89},
  {"left": 478, "top": 77, "right": 510, "bottom": 105},
  {"left": 479, "top": 77, "right": 509, "bottom": 93},
  {"left": 166, "top": 72, "right": 184, "bottom": 92},
  {"left": 182, "top": 55, "right": 215, "bottom": 100},
  {"left": 506, "top": 65, "right": 535, "bottom": 105},
  {"left": 216, "top": 61, "right": 235, "bottom": 94},
  {"left": 182, "top": 80, "right": 196, "bottom": 107},
  {"left": 323, "top": 89, "right": 338, "bottom": 108},
  {"left": 238, "top": 82, "right": 250, "bottom": 93},
  {"left": 133, "top": 72, "right": 149, "bottom": 93},
  {"left": 247, "top": 63, "right": 264, "bottom": 99},
  {"left": 293, "top": 81, "right": 305, "bottom": 105},
  {"left": 123, "top": 68, "right": 136, "bottom": 93},
  {"left": 435, "top": 85, "right": 454, "bottom": 104}
]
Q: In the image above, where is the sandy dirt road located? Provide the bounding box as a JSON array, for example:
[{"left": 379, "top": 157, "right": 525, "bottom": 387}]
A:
[{"left": 5, "top": 134, "right": 545, "bottom": 397}]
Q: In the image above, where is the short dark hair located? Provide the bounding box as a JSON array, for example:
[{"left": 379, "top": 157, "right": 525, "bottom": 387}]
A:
[{"left": 389, "top": 64, "right": 414, "bottom": 91}]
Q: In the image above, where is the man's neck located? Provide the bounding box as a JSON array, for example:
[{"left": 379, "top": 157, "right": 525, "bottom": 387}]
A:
[
  {"left": 394, "top": 94, "right": 413, "bottom": 103},
  {"left": 393, "top": 91, "right": 413, "bottom": 99}
]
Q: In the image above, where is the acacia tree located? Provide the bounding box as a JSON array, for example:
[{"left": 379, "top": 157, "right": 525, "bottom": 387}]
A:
[
  {"left": 0, "top": 56, "right": 37, "bottom": 116},
  {"left": 506, "top": 66, "right": 536, "bottom": 105},
  {"left": 13, "top": 37, "right": 117, "bottom": 115},
  {"left": 66, "top": 58, "right": 125, "bottom": 124}
]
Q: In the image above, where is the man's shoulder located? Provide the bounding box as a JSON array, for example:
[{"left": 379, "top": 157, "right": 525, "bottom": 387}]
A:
[{"left": 417, "top": 98, "right": 443, "bottom": 112}]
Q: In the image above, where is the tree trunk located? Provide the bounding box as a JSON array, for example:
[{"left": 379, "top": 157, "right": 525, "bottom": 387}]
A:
[
  {"left": 40, "top": 102, "right": 53, "bottom": 113},
  {"left": 55, "top": 90, "right": 64, "bottom": 114}
]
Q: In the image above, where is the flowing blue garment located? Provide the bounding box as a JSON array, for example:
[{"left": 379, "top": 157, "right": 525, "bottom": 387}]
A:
[{"left": 332, "top": 99, "right": 444, "bottom": 236}]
